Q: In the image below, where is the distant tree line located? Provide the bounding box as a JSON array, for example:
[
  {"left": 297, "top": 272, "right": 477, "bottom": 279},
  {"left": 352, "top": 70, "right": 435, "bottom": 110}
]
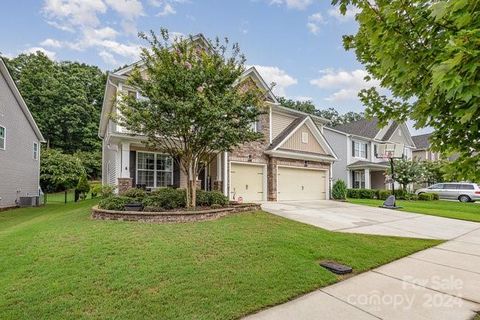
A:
[{"left": 277, "top": 97, "right": 364, "bottom": 126}]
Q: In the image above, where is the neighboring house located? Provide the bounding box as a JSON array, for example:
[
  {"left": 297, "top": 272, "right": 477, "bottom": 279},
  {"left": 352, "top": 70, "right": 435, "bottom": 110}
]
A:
[
  {"left": 99, "top": 35, "right": 338, "bottom": 202},
  {"left": 0, "top": 58, "right": 45, "bottom": 208},
  {"left": 324, "top": 118, "right": 416, "bottom": 189},
  {"left": 412, "top": 133, "right": 441, "bottom": 161}
]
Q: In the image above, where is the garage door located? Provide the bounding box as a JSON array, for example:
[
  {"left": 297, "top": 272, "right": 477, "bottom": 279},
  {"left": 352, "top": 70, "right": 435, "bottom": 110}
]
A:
[
  {"left": 230, "top": 163, "right": 264, "bottom": 202},
  {"left": 277, "top": 167, "right": 326, "bottom": 201}
]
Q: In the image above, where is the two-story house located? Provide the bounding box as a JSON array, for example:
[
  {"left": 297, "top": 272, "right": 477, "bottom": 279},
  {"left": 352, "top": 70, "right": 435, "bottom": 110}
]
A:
[
  {"left": 99, "top": 35, "right": 337, "bottom": 202},
  {"left": 0, "top": 58, "right": 45, "bottom": 208},
  {"left": 412, "top": 133, "right": 441, "bottom": 161},
  {"left": 323, "top": 118, "right": 416, "bottom": 189}
]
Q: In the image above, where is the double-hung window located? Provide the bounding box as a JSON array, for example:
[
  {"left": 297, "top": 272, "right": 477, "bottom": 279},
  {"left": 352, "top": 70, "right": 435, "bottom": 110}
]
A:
[
  {"left": 33, "top": 142, "right": 38, "bottom": 160},
  {"left": 353, "top": 170, "right": 366, "bottom": 189},
  {"left": 136, "top": 152, "right": 173, "bottom": 188},
  {"left": 353, "top": 141, "right": 368, "bottom": 158},
  {"left": 0, "top": 126, "right": 5, "bottom": 150}
]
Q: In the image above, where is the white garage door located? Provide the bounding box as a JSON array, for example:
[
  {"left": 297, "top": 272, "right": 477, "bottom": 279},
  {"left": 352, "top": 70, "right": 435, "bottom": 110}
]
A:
[
  {"left": 277, "top": 167, "right": 326, "bottom": 201},
  {"left": 230, "top": 163, "right": 264, "bottom": 202}
]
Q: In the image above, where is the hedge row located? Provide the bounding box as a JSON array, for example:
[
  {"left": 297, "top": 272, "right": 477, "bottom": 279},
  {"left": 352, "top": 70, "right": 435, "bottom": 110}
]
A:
[
  {"left": 98, "top": 188, "right": 229, "bottom": 211},
  {"left": 347, "top": 188, "right": 439, "bottom": 201}
]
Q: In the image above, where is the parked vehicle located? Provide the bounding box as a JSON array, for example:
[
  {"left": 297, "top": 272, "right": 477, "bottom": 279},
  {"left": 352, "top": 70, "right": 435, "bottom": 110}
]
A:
[{"left": 416, "top": 183, "right": 480, "bottom": 202}]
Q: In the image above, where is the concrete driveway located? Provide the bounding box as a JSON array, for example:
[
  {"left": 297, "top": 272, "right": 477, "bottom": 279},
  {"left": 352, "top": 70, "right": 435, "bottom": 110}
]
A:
[
  {"left": 261, "top": 200, "right": 479, "bottom": 239},
  {"left": 247, "top": 201, "right": 480, "bottom": 319}
]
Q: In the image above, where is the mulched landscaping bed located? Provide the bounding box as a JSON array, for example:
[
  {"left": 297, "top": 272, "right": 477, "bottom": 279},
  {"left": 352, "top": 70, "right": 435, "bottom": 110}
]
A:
[{"left": 91, "top": 203, "right": 261, "bottom": 223}]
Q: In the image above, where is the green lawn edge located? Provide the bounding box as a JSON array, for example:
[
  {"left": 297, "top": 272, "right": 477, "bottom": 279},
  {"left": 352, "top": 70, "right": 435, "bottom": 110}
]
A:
[{"left": 0, "top": 200, "right": 440, "bottom": 319}]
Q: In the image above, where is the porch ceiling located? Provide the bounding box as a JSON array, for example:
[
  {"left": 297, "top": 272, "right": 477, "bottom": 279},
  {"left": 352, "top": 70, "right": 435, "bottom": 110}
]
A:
[{"left": 347, "top": 160, "right": 389, "bottom": 170}]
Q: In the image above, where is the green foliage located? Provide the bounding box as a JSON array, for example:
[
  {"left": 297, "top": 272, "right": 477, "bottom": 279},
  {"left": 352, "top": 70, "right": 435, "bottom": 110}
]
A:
[
  {"left": 420, "top": 160, "right": 446, "bottom": 185},
  {"left": 40, "top": 149, "right": 86, "bottom": 192},
  {"left": 347, "top": 188, "right": 378, "bottom": 199},
  {"left": 76, "top": 175, "right": 90, "bottom": 194},
  {"left": 387, "top": 159, "right": 423, "bottom": 190},
  {"left": 333, "top": 0, "right": 480, "bottom": 181},
  {"left": 98, "top": 185, "right": 116, "bottom": 198},
  {"left": 90, "top": 182, "right": 102, "bottom": 197},
  {"left": 378, "top": 190, "right": 391, "bottom": 200},
  {"left": 404, "top": 193, "right": 419, "bottom": 201},
  {"left": 123, "top": 188, "right": 146, "bottom": 199},
  {"left": 4, "top": 52, "right": 106, "bottom": 153},
  {"left": 277, "top": 97, "right": 364, "bottom": 126},
  {"left": 332, "top": 180, "right": 347, "bottom": 200},
  {"left": 418, "top": 193, "right": 435, "bottom": 201},
  {"left": 142, "top": 188, "right": 187, "bottom": 210},
  {"left": 73, "top": 151, "right": 102, "bottom": 180},
  {"left": 98, "top": 196, "right": 131, "bottom": 211},
  {"left": 116, "top": 30, "right": 266, "bottom": 208},
  {"left": 196, "top": 190, "right": 228, "bottom": 206},
  {"left": 431, "top": 193, "right": 439, "bottom": 200}
]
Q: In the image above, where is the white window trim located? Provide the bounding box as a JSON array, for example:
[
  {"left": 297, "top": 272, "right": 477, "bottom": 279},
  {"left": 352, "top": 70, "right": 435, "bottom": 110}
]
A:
[
  {"left": 0, "top": 125, "right": 5, "bottom": 150},
  {"left": 353, "top": 140, "right": 367, "bottom": 159},
  {"left": 301, "top": 131, "right": 309, "bottom": 144},
  {"left": 353, "top": 170, "right": 366, "bottom": 189},
  {"left": 33, "top": 142, "right": 39, "bottom": 160},
  {"left": 135, "top": 151, "right": 174, "bottom": 188}
]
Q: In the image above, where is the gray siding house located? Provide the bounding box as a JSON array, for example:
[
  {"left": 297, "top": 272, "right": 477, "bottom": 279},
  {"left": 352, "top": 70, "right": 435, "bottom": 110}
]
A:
[
  {"left": 324, "top": 118, "right": 416, "bottom": 189},
  {"left": 0, "top": 58, "right": 45, "bottom": 208}
]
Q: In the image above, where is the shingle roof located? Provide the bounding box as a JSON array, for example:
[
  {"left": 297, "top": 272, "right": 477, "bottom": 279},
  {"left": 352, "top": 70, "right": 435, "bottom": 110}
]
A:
[
  {"left": 411, "top": 133, "right": 432, "bottom": 150},
  {"left": 332, "top": 117, "right": 381, "bottom": 139},
  {"left": 267, "top": 116, "right": 307, "bottom": 150},
  {"left": 381, "top": 122, "right": 399, "bottom": 141}
]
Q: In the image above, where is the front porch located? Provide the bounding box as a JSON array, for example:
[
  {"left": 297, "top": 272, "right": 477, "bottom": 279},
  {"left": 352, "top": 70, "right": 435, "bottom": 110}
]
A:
[{"left": 347, "top": 161, "right": 389, "bottom": 189}]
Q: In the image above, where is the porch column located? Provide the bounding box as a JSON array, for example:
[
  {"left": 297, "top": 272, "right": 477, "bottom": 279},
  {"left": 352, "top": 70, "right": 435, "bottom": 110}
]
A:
[
  {"left": 364, "top": 168, "right": 371, "bottom": 189},
  {"left": 120, "top": 142, "right": 130, "bottom": 178},
  {"left": 346, "top": 169, "right": 351, "bottom": 188}
]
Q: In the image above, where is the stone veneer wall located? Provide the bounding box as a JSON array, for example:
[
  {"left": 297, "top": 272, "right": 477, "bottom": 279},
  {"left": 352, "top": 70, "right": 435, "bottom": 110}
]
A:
[{"left": 117, "top": 178, "right": 133, "bottom": 194}]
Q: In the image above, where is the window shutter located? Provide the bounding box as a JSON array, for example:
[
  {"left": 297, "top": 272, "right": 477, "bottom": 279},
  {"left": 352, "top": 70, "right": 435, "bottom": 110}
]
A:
[
  {"left": 129, "top": 151, "right": 136, "bottom": 186},
  {"left": 352, "top": 141, "right": 355, "bottom": 157},
  {"left": 365, "top": 143, "right": 368, "bottom": 157}
]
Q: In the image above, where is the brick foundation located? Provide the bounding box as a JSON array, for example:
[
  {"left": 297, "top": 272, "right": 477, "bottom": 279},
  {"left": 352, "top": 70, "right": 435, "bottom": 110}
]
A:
[{"left": 117, "top": 178, "right": 133, "bottom": 194}]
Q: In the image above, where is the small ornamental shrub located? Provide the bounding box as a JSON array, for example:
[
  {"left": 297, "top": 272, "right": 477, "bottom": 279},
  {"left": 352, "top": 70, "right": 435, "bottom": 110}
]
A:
[
  {"left": 207, "top": 191, "right": 229, "bottom": 206},
  {"left": 394, "top": 189, "right": 407, "bottom": 200},
  {"left": 332, "top": 180, "right": 347, "bottom": 200},
  {"left": 347, "top": 189, "right": 377, "bottom": 199},
  {"left": 123, "top": 188, "right": 146, "bottom": 199},
  {"left": 90, "top": 182, "right": 102, "bottom": 198},
  {"left": 379, "top": 190, "right": 392, "bottom": 200},
  {"left": 431, "top": 193, "right": 439, "bottom": 200},
  {"left": 196, "top": 190, "right": 210, "bottom": 206},
  {"left": 76, "top": 175, "right": 90, "bottom": 194},
  {"left": 98, "top": 196, "right": 131, "bottom": 210},
  {"left": 404, "top": 193, "right": 418, "bottom": 201},
  {"left": 143, "top": 188, "right": 186, "bottom": 209},
  {"left": 418, "top": 193, "right": 434, "bottom": 201},
  {"left": 347, "top": 189, "right": 360, "bottom": 198},
  {"left": 210, "top": 204, "right": 223, "bottom": 209},
  {"left": 100, "top": 185, "right": 116, "bottom": 198}
]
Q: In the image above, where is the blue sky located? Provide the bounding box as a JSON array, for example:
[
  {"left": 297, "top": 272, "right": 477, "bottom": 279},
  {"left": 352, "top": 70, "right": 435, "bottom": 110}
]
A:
[{"left": 0, "top": 0, "right": 428, "bottom": 134}]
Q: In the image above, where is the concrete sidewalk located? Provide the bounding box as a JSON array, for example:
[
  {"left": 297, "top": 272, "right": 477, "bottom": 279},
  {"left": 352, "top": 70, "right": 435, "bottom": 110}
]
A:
[
  {"left": 245, "top": 202, "right": 480, "bottom": 320},
  {"left": 245, "top": 228, "right": 480, "bottom": 319}
]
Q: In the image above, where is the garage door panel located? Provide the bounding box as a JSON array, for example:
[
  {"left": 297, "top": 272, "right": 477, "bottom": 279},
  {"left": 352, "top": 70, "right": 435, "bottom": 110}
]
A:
[
  {"left": 277, "top": 167, "right": 326, "bottom": 201},
  {"left": 231, "top": 163, "right": 264, "bottom": 202}
]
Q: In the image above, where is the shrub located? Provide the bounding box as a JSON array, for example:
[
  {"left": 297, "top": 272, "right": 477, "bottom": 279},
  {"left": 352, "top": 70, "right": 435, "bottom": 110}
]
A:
[
  {"left": 378, "top": 190, "right": 392, "bottom": 200},
  {"left": 418, "top": 193, "right": 434, "bottom": 201},
  {"left": 143, "top": 188, "right": 186, "bottom": 209},
  {"left": 76, "top": 175, "right": 90, "bottom": 193},
  {"left": 394, "top": 189, "right": 407, "bottom": 200},
  {"left": 332, "top": 180, "right": 347, "bottom": 200},
  {"left": 207, "top": 191, "right": 229, "bottom": 206},
  {"left": 347, "top": 189, "right": 360, "bottom": 198},
  {"left": 431, "top": 193, "right": 439, "bottom": 200},
  {"left": 347, "top": 189, "right": 377, "bottom": 199},
  {"left": 123, "top": 188, "right": 146, "bottom": 199},
  {"left": 99, "top": 185, "right": 116, "bottom": 198},
  {"left": 210, "top": 204, "right": 223, "bottom": 209},
  {"left": 404, "top": 193, "right": 418, "bottom": 201},
  {"left": 196, "top": 190, "right": 210, "bottom": 206},
  {"left": 98, "top": 196, "right": 131, "bottom": 210},
  {"left": 90, "top": 182, "right": 102, "bottom": 198}
]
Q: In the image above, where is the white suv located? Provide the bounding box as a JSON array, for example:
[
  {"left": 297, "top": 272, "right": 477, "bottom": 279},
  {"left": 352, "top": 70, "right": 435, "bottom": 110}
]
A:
[{"left": 416, "top": 183, "right": 480, "bottom": 202}]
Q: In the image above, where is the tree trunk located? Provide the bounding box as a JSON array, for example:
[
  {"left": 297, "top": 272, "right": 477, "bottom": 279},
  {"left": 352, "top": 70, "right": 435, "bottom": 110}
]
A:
[{"left": 185, "top": 160, "right": 198, "bottom": 208}]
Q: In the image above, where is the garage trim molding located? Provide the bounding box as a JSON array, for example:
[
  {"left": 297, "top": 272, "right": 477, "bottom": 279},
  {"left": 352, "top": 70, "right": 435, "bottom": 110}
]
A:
[
  {"left": 276, "top": 165, "right": 329, "bottom": 200},
  {"left": 228, "top": 161, "right": 268, "bottom": 201}
]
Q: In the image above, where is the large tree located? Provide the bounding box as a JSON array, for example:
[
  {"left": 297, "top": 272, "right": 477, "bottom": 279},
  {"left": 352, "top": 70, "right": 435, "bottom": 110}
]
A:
[
  {"left": 5, "top": 52, "right": 106, "bottom": 153},
  {"left": 116, "top": 30, "right": 265, "bottom": 207},
  {"left": 333, "top": 0, "right": 480, "bottom": 181}
]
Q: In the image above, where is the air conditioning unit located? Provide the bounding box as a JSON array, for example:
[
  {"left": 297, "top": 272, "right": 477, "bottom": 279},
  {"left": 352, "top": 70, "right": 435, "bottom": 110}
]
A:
[{"left": 18, "top": 196, "right": 39, "bottom": 207}]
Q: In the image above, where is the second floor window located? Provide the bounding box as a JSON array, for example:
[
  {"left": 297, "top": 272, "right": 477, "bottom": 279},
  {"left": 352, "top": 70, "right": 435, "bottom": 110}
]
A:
[
  {"left": 0, "top": 126, "right": 5, "bottom": 150},
  {"left": 353, "top": 141, "right": 368, "bottom": 158},
  {"left": 33, "top": 142, "right": 38, "bottom": 160}
]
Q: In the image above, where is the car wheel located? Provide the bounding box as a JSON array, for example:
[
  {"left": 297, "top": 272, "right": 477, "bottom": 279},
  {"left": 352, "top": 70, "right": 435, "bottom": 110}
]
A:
[{"left": 458, "top": 195, "right": 471, "bottom": 203}]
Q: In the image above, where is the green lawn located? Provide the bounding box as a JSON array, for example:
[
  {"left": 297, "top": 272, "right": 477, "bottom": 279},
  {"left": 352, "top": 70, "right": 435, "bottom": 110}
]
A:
[
  {"left": 0, "top": 200, "right": 439, "bottom": 319},
  {"left": 349, "top": 198, "right": 480, "bottom": 222}
]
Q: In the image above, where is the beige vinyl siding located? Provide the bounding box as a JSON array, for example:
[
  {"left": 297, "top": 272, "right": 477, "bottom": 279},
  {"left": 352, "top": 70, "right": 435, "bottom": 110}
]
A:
[
  {"left": 389, "top": 126, "right": 410, "bottom": 146},
  {"left": 281, "top": 124, "right": 326, "bottom": 154},
  {"left": 271, "top": 111, "right": 296, "bottom": 140}
]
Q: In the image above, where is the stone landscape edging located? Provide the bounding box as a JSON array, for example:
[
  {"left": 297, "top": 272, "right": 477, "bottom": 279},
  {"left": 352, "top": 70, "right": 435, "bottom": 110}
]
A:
[{"left": 91, "top": 203, "right": 261, "bottom": 223}]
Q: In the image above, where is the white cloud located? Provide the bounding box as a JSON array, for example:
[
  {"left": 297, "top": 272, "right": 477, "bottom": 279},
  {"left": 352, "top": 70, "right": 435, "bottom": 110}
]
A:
[
  {"left": 105, "top": 0, "right": 143, "bottom": 20},
  {"left": 99, "top": 50, "right": 117, "bottom": 65},
  {"left": 328, "top": 5, "right": 361, "bottom": 22},
  {"left": 42, "top": 0, "right": 107, "bottom": 29},
  {"left": 251, "top": 65, "right": 298, "bottom": 97},
  {"left": 23, "top": 47, "right": 57, "bottom": 60},
  {"left": 307, "top": 12, "right": 325, "bottom": 35},
  {"left": 295, "top": 96, "right": 313, "bottom": 102},
  {"left": 40, "top": 38, "right": 63, "bottom": 48},
  {"left": 310, "top": 69, "right": 381, "bottom": 102},
  {"left": 157, "top": 3, "right": 176, "bottom": 16},
  {"left": 269, "top": 0, "right": 312, "bottom": 10}
]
